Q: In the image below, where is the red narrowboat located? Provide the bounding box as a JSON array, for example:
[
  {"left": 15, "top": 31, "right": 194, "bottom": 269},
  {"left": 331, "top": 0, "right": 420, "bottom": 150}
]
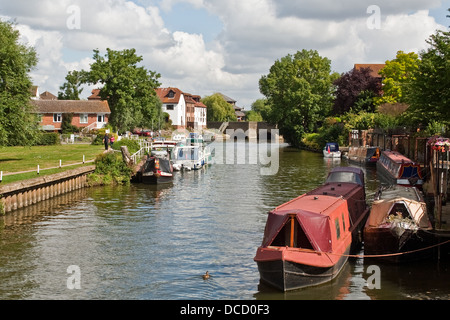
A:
[
  {"left": 254, "top": 167, "right": 369, "bottom": 291},
  {"left": 376, "top": 151, "right": 423, "bottom": 187}
]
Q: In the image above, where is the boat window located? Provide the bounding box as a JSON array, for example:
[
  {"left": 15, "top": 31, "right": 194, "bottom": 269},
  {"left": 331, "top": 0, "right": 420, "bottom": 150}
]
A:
[
  {"left": 335, "top": 218, "right": 341, "bottom": 239},
  {"left": 270, "top": 215, "right": 314, "bottom": 250},
  {"left": 342, "top": 213, "right": 346, "bottom": 231}
]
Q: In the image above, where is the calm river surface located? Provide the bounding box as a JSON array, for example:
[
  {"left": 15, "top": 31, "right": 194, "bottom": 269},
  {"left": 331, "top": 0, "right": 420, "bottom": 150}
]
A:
[{"left": 1, "top": 141, "right": 449, "bottom": 300}]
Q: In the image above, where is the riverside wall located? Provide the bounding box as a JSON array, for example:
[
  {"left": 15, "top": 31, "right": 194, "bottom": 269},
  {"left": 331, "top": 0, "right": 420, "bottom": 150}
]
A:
[{"left": 0, "top": 166, "right": 95, "bottom": 215}]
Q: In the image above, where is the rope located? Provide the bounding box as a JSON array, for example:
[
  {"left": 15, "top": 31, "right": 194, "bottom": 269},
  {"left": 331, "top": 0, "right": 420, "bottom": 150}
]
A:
[{"left": 327, "top": 239, "right": 450, "bottom": 258}]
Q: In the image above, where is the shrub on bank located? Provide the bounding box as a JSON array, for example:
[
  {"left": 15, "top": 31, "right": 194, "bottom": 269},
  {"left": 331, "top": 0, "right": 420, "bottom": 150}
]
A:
[
  {"left": 35, "top": 132, "right": 60, "bottom": 146},
  {"left": 111, "top": 138, "right": 141, "bottom": 155},
  {"left": 88, "top": 151, "right": 133, "bottom": 186}
]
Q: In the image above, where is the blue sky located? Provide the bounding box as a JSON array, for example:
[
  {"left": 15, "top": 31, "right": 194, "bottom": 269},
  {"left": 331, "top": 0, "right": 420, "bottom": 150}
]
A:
[
  {"left": 1, "top": 0, "right": 449, "bottom": 108},
  {"left": 158, "top": 2, "right": 223, "bottom": 42}
]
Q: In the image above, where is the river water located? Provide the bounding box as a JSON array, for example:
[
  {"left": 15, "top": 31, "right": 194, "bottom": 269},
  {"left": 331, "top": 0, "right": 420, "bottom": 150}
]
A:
[{"left": 0, "top": 141, "right": 449, "bottom": 300}]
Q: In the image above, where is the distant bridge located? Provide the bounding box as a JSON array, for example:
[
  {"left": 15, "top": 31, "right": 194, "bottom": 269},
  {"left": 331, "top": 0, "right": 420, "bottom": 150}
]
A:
[{"left": 207, "top": 121, "right": 280, "bottom": 141}]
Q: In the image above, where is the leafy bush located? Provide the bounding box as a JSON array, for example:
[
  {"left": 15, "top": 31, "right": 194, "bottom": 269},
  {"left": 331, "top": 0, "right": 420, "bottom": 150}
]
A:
[
  {"left": 301, "top": 133, "right": 321, "bottom": 150},
  {"left": 89, "top": 151, "right": 133, "bottom": 185},
  {"left": 35, "top": 132, "right": 60, "bottom": 145},
  {"left": 111, "top": 138, "right": 141, "bottom": 155}
]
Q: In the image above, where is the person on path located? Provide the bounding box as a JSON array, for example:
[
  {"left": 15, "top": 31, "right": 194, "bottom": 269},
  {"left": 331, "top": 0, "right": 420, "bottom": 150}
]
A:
[
  {"left": 110, "top": 135, "right": 115, "bottom": 148},
  {"left": 103, "top": 134, "right": 109, "bottom": 151}
]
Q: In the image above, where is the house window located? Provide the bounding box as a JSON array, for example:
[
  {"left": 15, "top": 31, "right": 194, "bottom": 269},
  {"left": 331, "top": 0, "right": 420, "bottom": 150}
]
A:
[
  {"left": 53, "top": 113, "right": 62, "bottom": 123},
  {"left": 166, "top": 105, "right": 174, "bottom": 111},
  {"left": 80, "top": 114, "right": 88, "bottom": 124},
  {"left": 97, "top": 114, "right": 105, "bottom": 123},
  {"left": 168, "top": 91, "right": 175, "bottom": 98}
]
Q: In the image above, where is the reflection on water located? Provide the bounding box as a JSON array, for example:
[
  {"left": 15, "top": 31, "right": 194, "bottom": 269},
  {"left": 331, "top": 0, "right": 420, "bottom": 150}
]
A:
[{"left": 0, "top": 141, "right": 449, "bottom": 300}]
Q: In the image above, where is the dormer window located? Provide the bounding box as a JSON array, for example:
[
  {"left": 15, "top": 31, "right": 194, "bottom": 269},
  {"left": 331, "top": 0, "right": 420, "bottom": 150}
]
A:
[{"left": 168, "top": 91, "right": 175, "bottom": 98}]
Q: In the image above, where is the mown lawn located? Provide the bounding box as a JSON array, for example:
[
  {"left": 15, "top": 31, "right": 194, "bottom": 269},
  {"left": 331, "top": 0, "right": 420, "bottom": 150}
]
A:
[{"left": 0, "top": 144, "right": 105, "bottom": 184}]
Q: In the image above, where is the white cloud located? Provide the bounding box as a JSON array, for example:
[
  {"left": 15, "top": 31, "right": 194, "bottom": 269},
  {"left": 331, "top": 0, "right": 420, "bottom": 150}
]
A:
[{"left": 0, "top": 0, "right": 447, "bottom": 108}]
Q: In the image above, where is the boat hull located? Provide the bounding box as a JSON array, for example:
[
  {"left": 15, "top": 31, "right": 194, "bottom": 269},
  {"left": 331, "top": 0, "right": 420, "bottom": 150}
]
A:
[
  {"left": 323, "top": 151, "right": 341, "bottom": 158},
  {"left": 364, "top": 227, "right": 434, "bottom": 263},
  {"left": 142, "top": 172, "right": 173, "bottom": 184},
  {"left": 256, "top": 246, "right": 350, "bottom": 291}
]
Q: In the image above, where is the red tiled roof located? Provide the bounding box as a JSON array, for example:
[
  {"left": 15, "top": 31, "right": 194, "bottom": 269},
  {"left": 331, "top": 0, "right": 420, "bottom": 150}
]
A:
[
  {"left": 156, "top": 87, "right": 184, "bottom": 104},
  {"left": 88, "top": 89, "right": 102, "bottom": 100},
  {"left": 31, "top": 100, "right": 111, "bottom": 114},
  {"left": 354, "top": 64, "right": 386, "bottom": 78},
  {"left": 40, "top": 91, "right": 57, "bottom": 100}
]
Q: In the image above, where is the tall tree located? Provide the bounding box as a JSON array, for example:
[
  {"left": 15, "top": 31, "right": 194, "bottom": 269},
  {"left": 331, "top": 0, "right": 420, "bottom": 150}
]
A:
[
  {"left": 58, "top": 70, "right": 86, "bottom": 100},
  {"left": 85, "top": 48, "right": 162, "bottom": 132},
  {"left": 250, "top": 98, "right": 271, "bottom": 121},
  {"left": 202, "top": 93, "right": 237, "bottom": 122},
  {"left": 259, "top": 49, "right": 338, "bottom": 146},
  {"left": 0, "top": 20, "right": 39, "bottom": 146},
  {"left": 376, "top": 51, "right": 420, "bottom": 105},
  {"left": 405, "top": 28, "right": 450, "bottom": 127},
  {"left": 333, "top": 67, "right": 381, "bottom": 114}
]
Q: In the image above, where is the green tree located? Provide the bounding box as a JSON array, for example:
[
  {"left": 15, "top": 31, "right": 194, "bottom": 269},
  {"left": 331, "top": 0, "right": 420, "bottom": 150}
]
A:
[
  {"left": 250, "top": 98, "right": 271, "bottom": 121},
  {"left": 259, "top": 49, "right": 338, "bottom": 146},
  {"left": 58, "top": 70, "right": 86, "bottom": 100},
  {"left": 404, "top": 28, "right": 450, "bottom": 127},
  {"left": 0, "top": 20, "right": 39, "bottom": 146},
  {"left": 245, "top": 110, "right": 263, "bottom": 122},
  {"left": 85, "top": 48, "right": 162, "bottom": 132},
  {"left": 202, "top": 93, "right": 237, "bottom": 122},
  {"left": 376, "top": 51, "right": 420, "bottom": 105}
]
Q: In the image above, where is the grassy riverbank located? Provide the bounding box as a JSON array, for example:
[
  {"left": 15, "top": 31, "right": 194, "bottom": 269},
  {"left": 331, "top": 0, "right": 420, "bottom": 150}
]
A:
[{"left": 0, "top": 144, "right": 105, "bottom": 184}]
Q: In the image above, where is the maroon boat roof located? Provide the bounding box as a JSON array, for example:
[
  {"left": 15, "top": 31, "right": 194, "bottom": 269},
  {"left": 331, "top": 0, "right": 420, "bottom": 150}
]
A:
[
  {"left": 381, "top": 150, "right": 415, "bottom": 164},
  {"left": 262, "top": 194, "right": 347, "bottom": 252}
]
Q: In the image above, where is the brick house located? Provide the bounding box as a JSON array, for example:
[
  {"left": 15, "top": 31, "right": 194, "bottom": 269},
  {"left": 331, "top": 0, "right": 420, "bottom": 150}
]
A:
[
  {"left": 31, "top": 99, "right": 111, "bottom": 132},
  {"left": 156, "top": 87, "right": 207, "bottom": 130}
]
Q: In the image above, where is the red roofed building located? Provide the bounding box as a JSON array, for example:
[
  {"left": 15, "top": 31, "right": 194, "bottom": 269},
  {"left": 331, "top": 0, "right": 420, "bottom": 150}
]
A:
[
  {"left": 32, "top": 99, "right": 111, "bottom": 132},
  {"left": 156, "top": 87, "right": 207, "bottom": 129},
  {"left": 354, "top": 64, "right": 385, "bottom": 80}
]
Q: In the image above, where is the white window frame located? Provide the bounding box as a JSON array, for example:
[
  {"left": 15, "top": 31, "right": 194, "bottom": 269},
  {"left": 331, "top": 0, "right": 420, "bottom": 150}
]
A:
[
  {"left": 80, "top": 113, "right": 88, "bottom": 124},
  {"left": 53, "top": 113, "right": 62, "bottom": 123}
]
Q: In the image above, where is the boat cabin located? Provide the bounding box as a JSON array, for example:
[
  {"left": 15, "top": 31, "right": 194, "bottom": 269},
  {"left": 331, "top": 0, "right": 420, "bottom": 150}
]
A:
[
  {"left": 377, "top": 151, "right": 423, "bottom": 186},
  {"left": 367, "top": 186, "right": 431, "bottom": 230},
  {"left": 324, "top": 142, "right": 339, "bottom": 152},
  {"left": 261, "top": 195, "right": 351, "bottom": 253}
]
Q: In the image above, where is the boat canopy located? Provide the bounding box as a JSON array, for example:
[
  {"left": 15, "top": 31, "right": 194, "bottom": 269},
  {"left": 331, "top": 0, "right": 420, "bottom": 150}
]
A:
[
  {"left": 325, "top": 166, "right": 364, "bottom": 186},
  {"left": 262, "top": 209, "right": 332, "bottom": 252},
  {"left": 366, "top": 197, "right": 430, "bottom": 229},
  {"left": 324, "top": 142, "right": 339, "bottom": 151}
]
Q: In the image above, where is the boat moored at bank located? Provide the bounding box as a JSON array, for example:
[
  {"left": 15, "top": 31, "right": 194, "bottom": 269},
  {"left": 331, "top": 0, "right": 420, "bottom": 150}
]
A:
[
  {"left": 254, "top": 167, "right": 369, "bottom": 291},
  {"left": 364, "top": 186, "right": 434, "bottom": 262},
  {"left": 376, "top": 151, "right": 423, "bottom": 187},
  {"left": 323, "top": 142, "right": 341, "bottom": 158}
]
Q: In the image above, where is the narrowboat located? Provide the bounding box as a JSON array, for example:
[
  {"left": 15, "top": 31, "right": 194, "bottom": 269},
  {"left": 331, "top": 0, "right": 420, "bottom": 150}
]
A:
[
  {"left": 141, "top": 156, "right": 173, "bottom": 184},
  {"left": 346, "top": 146, "right": 380, "bottom": 165},
  {"left": 254, "top": 167, "right": 369, "bottom": 291},
  {"left": 364, "top": 186, "right": 433, "bottom": 262},
  {"left": 141, "top": 147, "right": 174, "bottom": 184},
  {"left": 323, "top": 142, "right": 341, "bottom": 158},
  {"left": 376, "top": 150, "right": 423, "bottom": 187}
]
